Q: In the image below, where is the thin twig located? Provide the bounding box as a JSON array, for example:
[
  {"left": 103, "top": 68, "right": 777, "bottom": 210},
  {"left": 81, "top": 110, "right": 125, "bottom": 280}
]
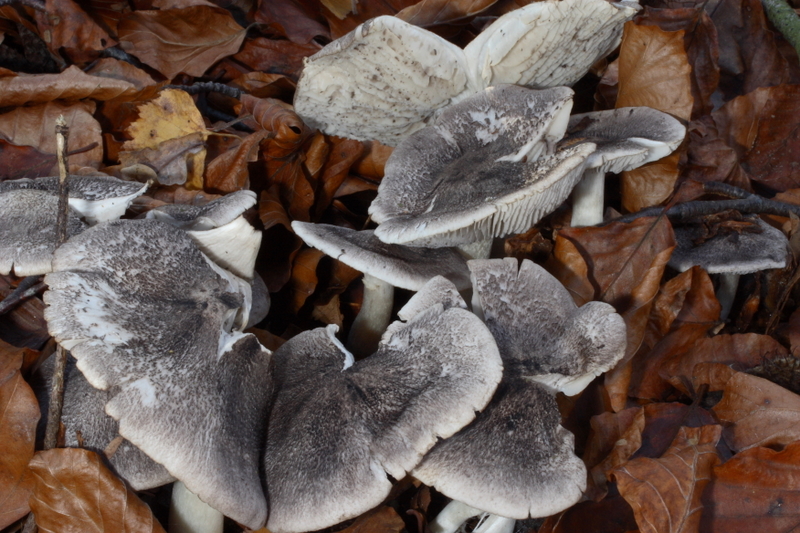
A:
[
  {"left": 0, "top": 276, "right": 45, "bottom": 315},
  {"left": 165, "top": 82, "right": 243, "bottom": 99}
]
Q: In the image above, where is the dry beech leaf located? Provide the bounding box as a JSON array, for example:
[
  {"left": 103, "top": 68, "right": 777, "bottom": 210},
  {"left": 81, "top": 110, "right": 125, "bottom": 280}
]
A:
[
  {"left": 701, "top": 441, "right": 800, "bottom": 532},
  {"left": 0, "top": 65, "right": 136, "bottom": 107},
  {"left": 29, "top": 448, "right": 166, "bottom": 533},
  {"left": 337, "top": 506, "right": 405, "bottom": 533},
  {"left": 682, "top": 116, "right": 751, "bottom": 190},
  {"left": 0, "top": 139, "right": 57, "bottom": 180},
  {"left": 321, "top": 0, "right": 419, "bottom": 39},
  {"left": 622, "top": 152, "right": 681, "bottom": 213},
  {"left": 313, "top": 137, "right": 364, "bottom": 219},
  {"left": 538, "top": 495, "right": 638, "bottom": 533},
  {"left": 35, "top": 0, "right": 115, "bottom": 53},
  {"left": 205, "top": 130, "right": 269, "bottom": 193},
  {"left": 0, "top": 101, "right": 103, "bottom": 170},
  {"left": 311, "top": 295, "right": 344, "bottom": 327},
  {"left": 229, "top": 72, "right": 296, "bottom": 100},
  {"left": 396, "top": 0, "right": 498, "bottom": 26},
  {"left": 289, "top": 247, "right": 325, "bottom": 313},
  {"left": 259, "top": 186, "right": 293, "bottom": 232},
  {"left": 634, "top": 402, "right": 717, "bottom": 460},
  {"left": 0, "top": 276, "right": 49, "bottom": 349},
  {"left": 85, "top": 58, "right": 158, "bottom": 90},
  {"left": 584, "top": 407, "right": 644, "bottom": 499},
  {"left": 613, "top": 425, "right": 722, "bottom": 533},
  {"left": 0, "top": 342, "right": 39, "bottom": 529},
  {"left": 238, "top": 94, "right": 310, "bottom": 153},
  {"left": 354, "top": 141, "right": 393, "bottom": 179},
  {"left": 232, "top": 37, "right": 320, "bottom": 80},
  {"left": 118, "top": 6, "right": 247, "bottom": 79},
  {"left": 254, "top": 0, "right": 329, "bottom": 44},
  {"left": 693, "top": 363, "right": 800, "bottom": 452}
]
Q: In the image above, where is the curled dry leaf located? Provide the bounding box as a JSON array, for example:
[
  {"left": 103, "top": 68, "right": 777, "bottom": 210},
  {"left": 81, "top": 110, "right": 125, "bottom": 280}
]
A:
[
  {"left": 205, "top": 130, "right": 269, "bottom": 193},
  {"left": 0, "top": 342, "right": 39, "bottom": 529},
  {"left": 701, "top": 441, "right": 800, "bottom": 533},
  {"left": 682, "top": 116, "right": 751, "bottom": 190},
  {"left": 612, "top": 425, "right": 722, "bottom": 533},
  {"left": 34, "top": 0, "right": 115, "bottom": 53},
  {"left": 238, "top": 94, "right": 310, "bottom": 155},
  {"left": 395, "top": 0, "right": 498, "bottom": 26},
  {"left": 693, "top": 363, "right": 800, "bottom": 452},
  {"left": 584, "top": 407, "right": 643, "bottom": 499},
  {"left": 616, "top": 22, "right": 692, "bottom": 212},
  {"left": 118, "top": 6, "right": 247, "bottom": 79},
  {"left": 28, "top": 448, "right": 166, "bottom": 533},
  {"left": 289, "top": 247, "right": 325, "bottom": 313},
  {"left": 313, "top": 137, "right": 364, "bottom": 219},
  {"left": 0, "top": 66, "right": 136, "bottom": 107}
]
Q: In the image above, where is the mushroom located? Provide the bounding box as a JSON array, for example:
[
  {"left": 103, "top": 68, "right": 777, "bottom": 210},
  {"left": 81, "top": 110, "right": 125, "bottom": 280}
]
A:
[
  {"left": 44, "top": 219, "right": 273, "bottom": 531},
  {"left": 668, "top": 215, "right": 789, "bottom": 320},
  {"left": 411, "top": 258, "right": 626, "bottom": 533},
  {"left": 263, "top": 289, "right": 504, "bottom": 533},
  {"left": 0, "top": 174, "right": 148, "bottom": 224},
  {"left": 369, "top": 85, "right": 595, "bottom": 249},
  {"left": 146, "top": 189, "right": 261, "bottom": 280},
  {"left": 564, "top": 107, "right": 686, "bottom": 227},
  {"left": 294, "top": 0, "right": 639, "bottom": 146},
  {"left": 291, "top": 221, "right": 470, "bottom": 356}
]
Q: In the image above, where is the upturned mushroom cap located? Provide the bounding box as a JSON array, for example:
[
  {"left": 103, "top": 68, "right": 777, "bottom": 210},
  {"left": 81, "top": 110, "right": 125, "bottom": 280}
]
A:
[
  {"left": 0, "top": 189, "right": 86, "bottom": 276},
  {"left": 44, "top": 219, "right": 272, "bottom": 529},
  {"left": 263, "top": 305, "right": 503, "bottom": 533},
  {"left": 470, "top": 257, "right": 626, "bottom": 395},
  {"left": 564, "top": 107, "right": 686, "bottom": 174},
  {"left": 291, "top": 221, "right": 471, "bottom": 291},
  {"left": 463, "top": 0, "right": 640, "bottom": 90},
  {"left": 370, "top": 85, "right": 594, "bottom": 247},
  {"left": 669, "top": 216, "right": 789, "bottom": 274},
  {"left": 0, "top": 175, "right": 148, "bottom": 224},
  {"left": 413, "top": 377, "right": 587, "bottom": 519},
  {"left": 294, "top": 15, "right": 472, "bottom": 146},
  {"left": 146, "top": 190, "right": 261, "bottom": 280}
]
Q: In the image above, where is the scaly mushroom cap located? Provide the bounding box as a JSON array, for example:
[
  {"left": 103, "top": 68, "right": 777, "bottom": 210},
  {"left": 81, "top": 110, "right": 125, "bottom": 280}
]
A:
[
  {"left": 294, "top": 15, "right": 472, "bottom": 146},
  {"left": 564, "top": 107, "right": 686, "bottom": 174},
  {"left": 264, "top": 305, "right": 503, "bottom": 533},
  {"left": 145, "top": 190, "right": 257, "bottom": 231},
  {"left": 44, "top": 219, "right": 272, "bottom": 529},
  {"left": 370, "top": 85, "right": 594, "bottom": 247},
  {"left": 463, "top": 0, "right": 640, "bottom": 90},
  {"left": 470, "top": 257, "right": 626, "bottom": 395},
  {"left": 291, "top": 221, "right": 471, "bottom": 291},
  {"left": 0, "top": 175, "right": 148, "bottom": 224},
  {"left": 0, "top": 189, "right": 86, "bottom": 276},
  {"left": 413, "top": 377, "right": 587, "bottom": 519}
]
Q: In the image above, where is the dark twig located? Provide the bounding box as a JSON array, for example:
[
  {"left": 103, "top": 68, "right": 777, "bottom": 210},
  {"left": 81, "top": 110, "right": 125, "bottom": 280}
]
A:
[
  {"left": 0, "top": 276, "right": 45, "bottom": 315},
  {"left": 165, "top": 82, "right": 243, "bottom": 99},
  {"left": 99, "top": 47, "right": 145, "bottom": 69},
  {"left": 0, "top": 0, "right": 45, "bottom": 10}
]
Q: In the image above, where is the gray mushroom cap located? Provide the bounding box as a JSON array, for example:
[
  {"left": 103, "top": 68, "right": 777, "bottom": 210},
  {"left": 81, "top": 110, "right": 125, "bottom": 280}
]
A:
[
  {"left": 263, "top": 304, "right": 503, "bottom": 533},
  {"left": 145, "top": 190, "right": 257, "bottom": 231},
  {"left": 413, "top": 377, "right": 586, "bottom": 519},
  {"left": 564, "top": 107, "right": 686, "bottom": 174},
  {"left": 370, "top": 85, "right": 594, "bottom": 247},
  {"left": 0, "top": 175, "right": 148, "bottom": 224},
  {"left": 0, "top": 189, "right": 86, "bottom": 276},
  {"left": 470, "top": 257, "right": 626, "bottom": 395},
  {"left": 291, "top": 221, "right": 471, "bottom": 291},
  {"left": 44, "top": 219, "right": 272, "bottom": 529},
  {"left": 669, "top": 217, "right": 789, "bottom": 274}
]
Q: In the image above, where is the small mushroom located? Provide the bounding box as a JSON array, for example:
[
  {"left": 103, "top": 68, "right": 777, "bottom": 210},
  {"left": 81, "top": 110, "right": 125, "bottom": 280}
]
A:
[
  {"left": 291, "top": 221, "right": 470, "bottom": 356},
  {"left": 370, "top": 85, "right": 595, "bottom": 249},
  {"left": 668, "top": 215, "right": 789, "bottom": 320},
  {"left": 146, "top": 190, "right": 261, "bottom": 280},
  {"left": 264, "top": 297, "right": 503, "bottom": 532},
  {"left": 564, "top": 107, "right": 686, "bottom": 227}
]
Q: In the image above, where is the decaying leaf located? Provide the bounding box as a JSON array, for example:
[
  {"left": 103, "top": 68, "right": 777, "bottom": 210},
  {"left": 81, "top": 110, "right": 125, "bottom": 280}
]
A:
[
  {"left": 205, "top": 130, "right": 269, "bottom": 193},
  {"left": 0, "top": 66, "right": 137, "bottom": 107},
  {"left": 289, "top": 247, "right": 325, "bottom": 313},
  {"left": 35, "top": 0, "right": 115, "bottom": 53},
  {"left": 0, "top": 139, "right": 57, "bottom": 180},
  {"left": 28, "top": 448, "right": 166, "bottom": 533},
  {"left": 396, "top": 0, "right": 498, "bottom": 26},
  {"left": 584, "top": 407, "right": 643, "bottom": 499},
  {"left": 118, "top": 6, "right": 247, "bottom": 79},
  {"left": 613, "top": 425, "right": 722, "bottom": 533},
  {"left": 0, "top": 342, "right": 39, "bottom": 529}
]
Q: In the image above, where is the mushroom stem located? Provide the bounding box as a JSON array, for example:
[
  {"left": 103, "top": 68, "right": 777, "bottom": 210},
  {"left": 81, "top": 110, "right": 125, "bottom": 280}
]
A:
[
  {"left": 347, "top": 273, "right": 394, "bottom": 357},
  {"left": 428, "top": 500, "right": 484, "bottom": 533},
  {"left": 717, "top": 272, "right": 740, "bottom": 321},
  {"left": 169, "top": 481, "right": 224, "bottom": 533},
  {"left": 474, "top": 514, "right": 517, "bottom": 533},
  {"left": 457, "top": 239, "right": 493, "bottom": 260},
  {"left": 570, "top": 167, "right": 605, "bottom": 227}
]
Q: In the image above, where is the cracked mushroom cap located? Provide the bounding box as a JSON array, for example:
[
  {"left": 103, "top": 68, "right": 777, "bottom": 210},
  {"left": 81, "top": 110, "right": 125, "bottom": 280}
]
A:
[
  {"left": 463, "top": 0, "right": 640, "bottom": 90},
  {"left": 263, "top": 304, "right": 503, "bottom": 533},
  {"left": 44, "top": 219, "right": 272, "bottom": 529},
  {"left": 0, "top": 189, "right": 86, "bottom": 276},
  {"left": 470, "top": 257, "right": 626, "bottom": 395},
  {"left": 564, "top": 107, "right": 686, "bottom": 173},
  {"left": 146, "top": 190, "right": 261, "bottom": 279},
  {"left": 291, "top": 221, "right": 471, "bottom": 291},
  {"left": 294, "top": 15, "right": 472, "bottom": 146},
  {"left": 669, "top": 216, "right": 789, "bottom": 274},
  {"left": 0, "top": 175, "right": 148, "bottom": 224},
  {"left": 370, "top": 85, "right": 595, "bottom": 247}
]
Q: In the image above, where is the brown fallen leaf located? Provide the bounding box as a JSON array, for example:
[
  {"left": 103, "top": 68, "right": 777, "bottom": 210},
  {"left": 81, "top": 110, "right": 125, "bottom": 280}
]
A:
[
  {"left": 289, "top": 247, "right": 325, "bottom": 313},
  {"left": 229, "top": 72, "right": 296, "bottom": 101},
  {"left": 396, "top": 0, "right": 498, "bottom": 26},
  {"left": 205, "top": 130, "right": 269, "bottom": 193},
  {"left": 118, "top": 6, "right": 247, "bottom": 79},
  {"left": 683, "top": 116, "right": 751, "bottom": 190},
  {"left": 254, "top": 0, "right": 329, "bottom": 44},
  {"left": 313, "top": 137, "right": 364, "bottom": 219},
  {"left": 538, "top": 495, "right": 638, "bottom": 533},
  {"left": 321, "top": 0, "right": 418, "bottom": 39},
  {"left": 701, "top": 440, "right": 800, "bottom": 533},
  {"left": 0, "top": 65, "right": 136, "bottom": 107},
  {"left": 584, "top": 407, "right": 644, "bottom": 499},
  {"left": 0, "top": 276, "right": 49, "bottom": 350},
  {"left": 0, "top": 341, "right": 39, "bottom": 529},
  {"left": 613, "top": 425, "right": 722, "bottom": 533},
  {"left": 85, "top": 58, "right": 158, "bottom": 90},
  {"left": 353, "top": 141, "right": 393, "bottom": 179},
  {"left": 0, "top": 139, "right": 57, "bottom": 180},
  {"left": 337, "top": 505, "right": 405, "bottom": 533},
  {"left": 231, "top": 37, "right": 320, "bottom": 81},
  {"left": 28, "top": 448, "right": 166, "bottom": 533},
  {"left": 34, "top": 0, "right": 115, "bottom": 54},
  {"left": 693, "top": 363, "right": 800, "bottom": 452}
]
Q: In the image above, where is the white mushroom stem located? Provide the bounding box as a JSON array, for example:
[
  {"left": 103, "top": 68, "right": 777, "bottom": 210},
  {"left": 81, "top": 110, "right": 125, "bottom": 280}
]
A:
[
  {"left": 717, "top": 272, "right": 741, "bottom": 321},
  {"left": 428, "top": 501, "right": 516, "bottom": 533},
  {"left": 169, "top": 481, "right": 224, "bottom": 533},
  {"left": 347, "top": 273, "right": 394, "bottom": 357},
  {"left": 457, "top": 238, "right": 493, "bottom": 260},
  {"left": 570, "top": 167, "right": 605, "bottom": 227}
]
